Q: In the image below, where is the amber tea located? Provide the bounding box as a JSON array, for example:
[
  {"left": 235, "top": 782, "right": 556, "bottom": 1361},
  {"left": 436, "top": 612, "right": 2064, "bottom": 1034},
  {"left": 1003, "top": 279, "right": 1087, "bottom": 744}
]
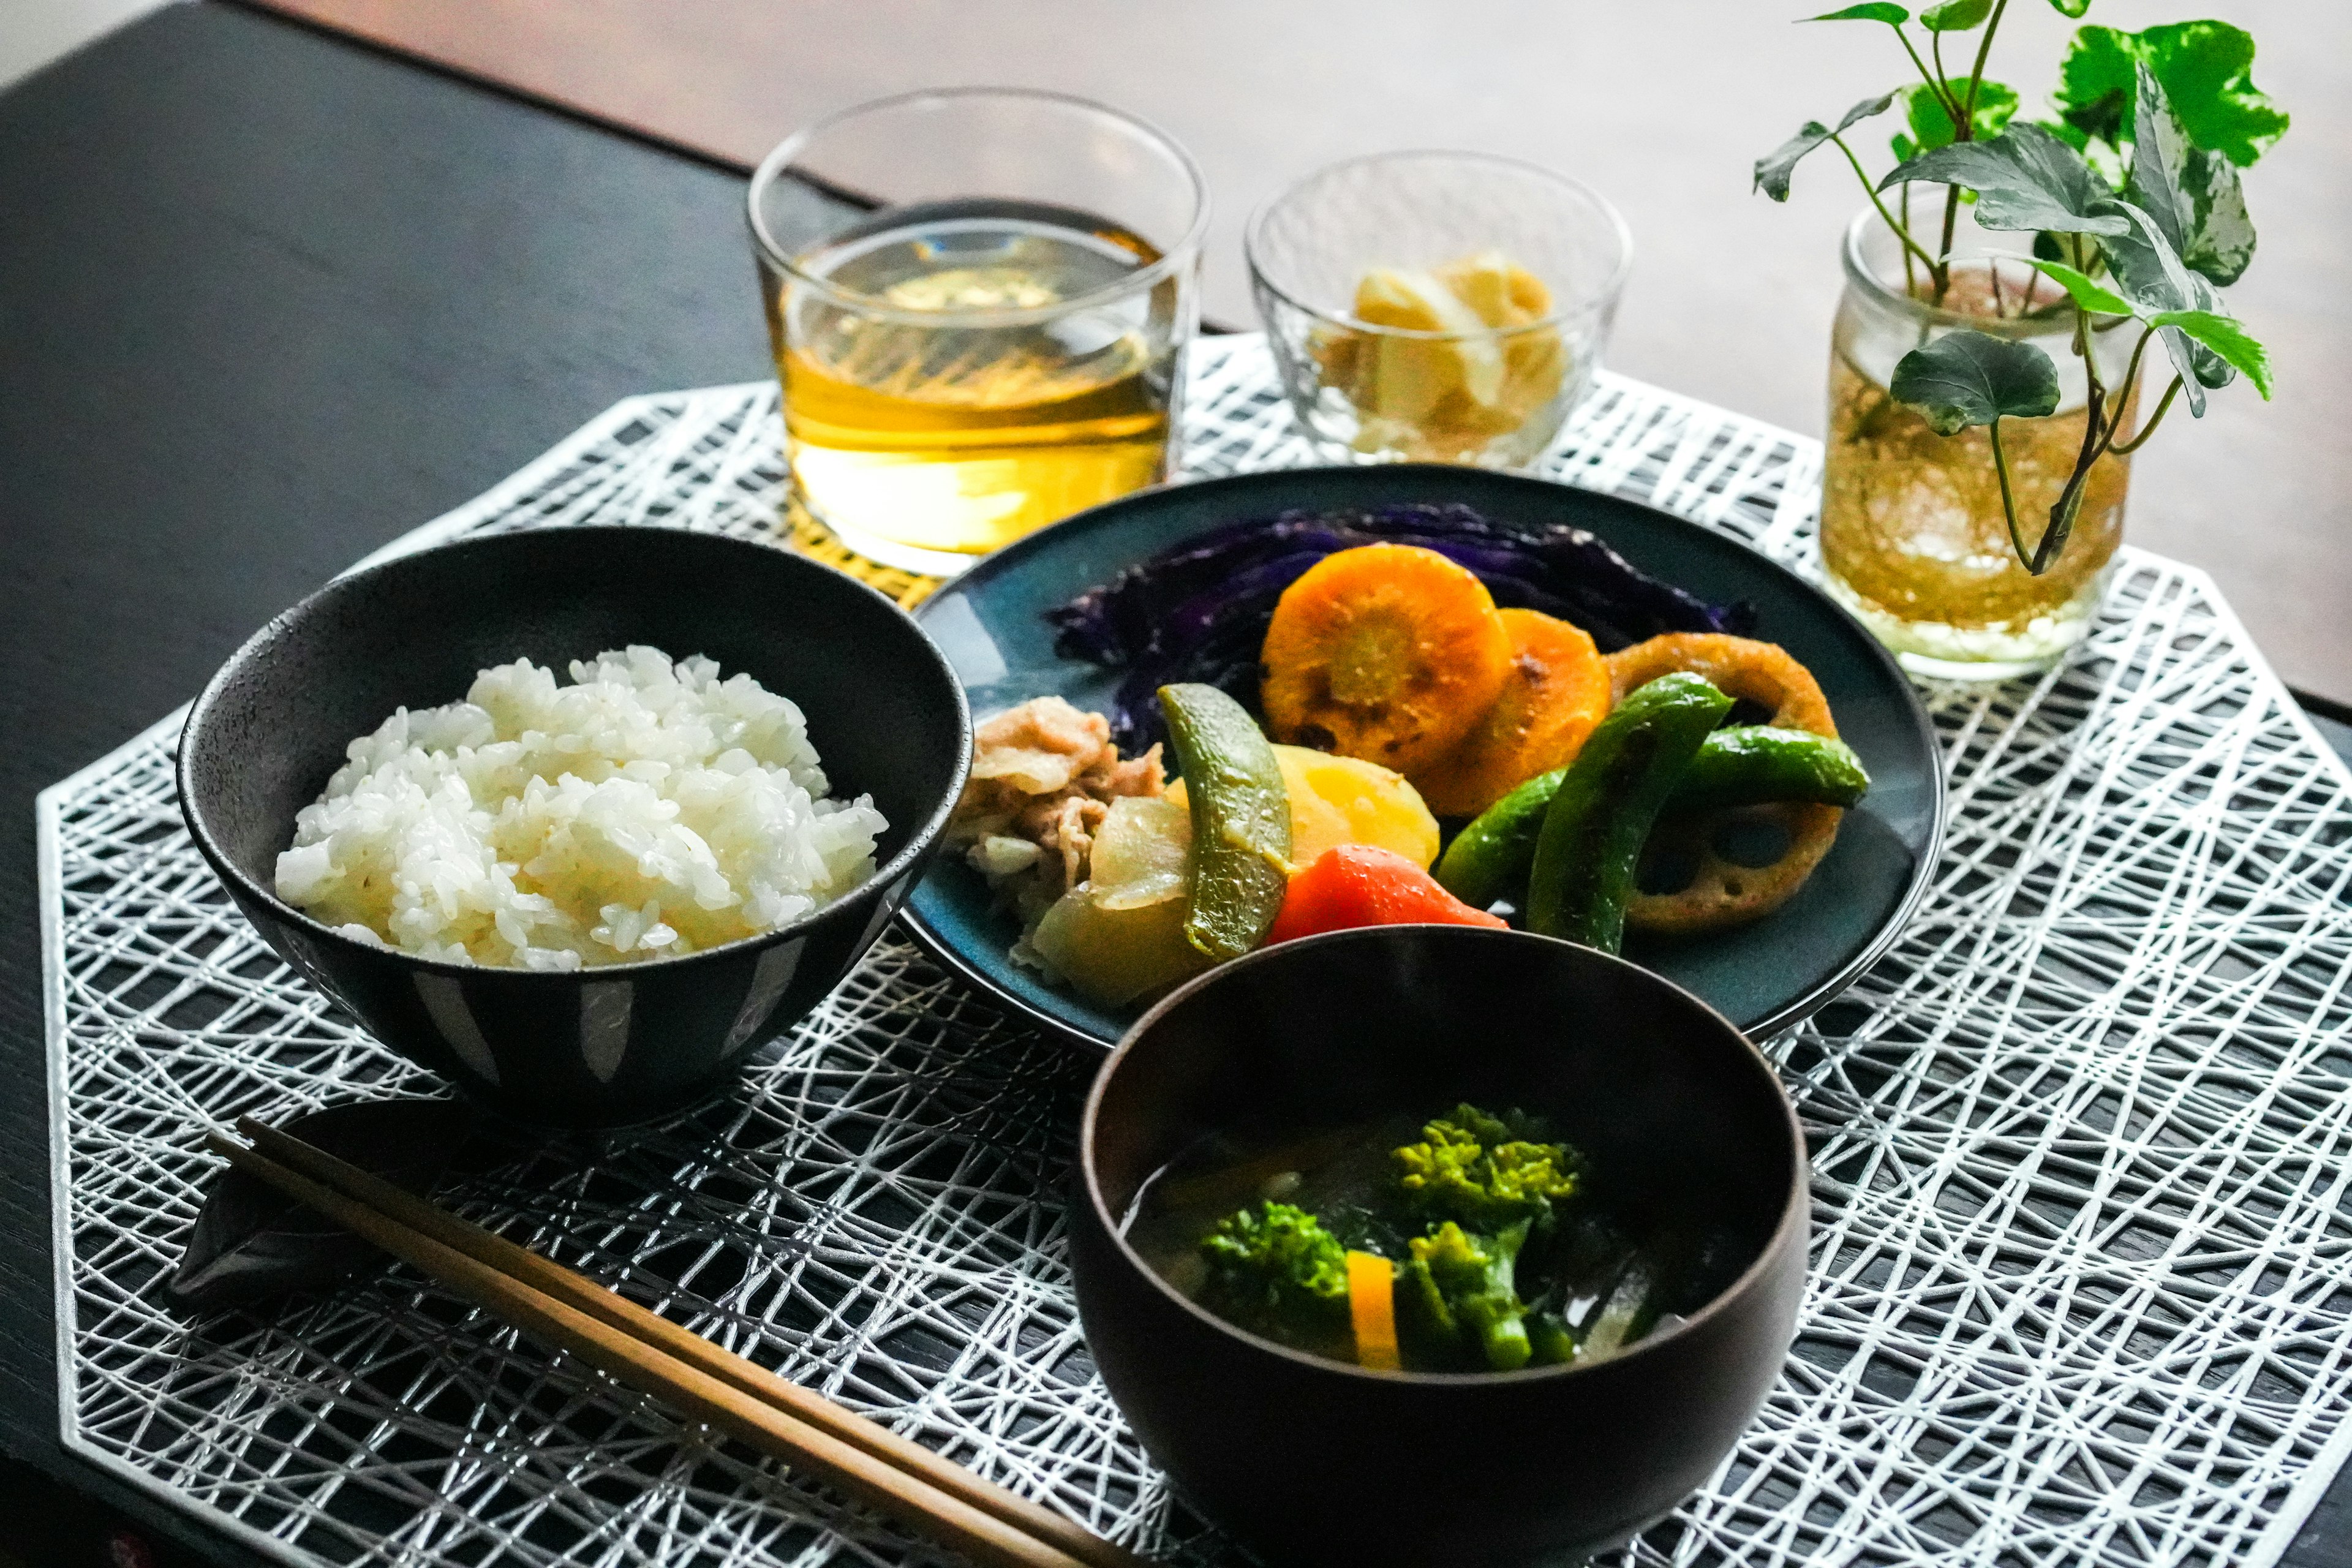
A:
[{"left": 771, "top": 198, "right": 1183, "bottom": 570}]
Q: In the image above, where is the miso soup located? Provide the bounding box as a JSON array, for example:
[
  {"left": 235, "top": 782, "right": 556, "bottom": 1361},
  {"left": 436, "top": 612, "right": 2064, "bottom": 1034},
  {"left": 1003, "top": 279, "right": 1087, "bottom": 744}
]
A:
[{"left": 1125, "top": 1101, "right": 1754, "bottom": 1374}]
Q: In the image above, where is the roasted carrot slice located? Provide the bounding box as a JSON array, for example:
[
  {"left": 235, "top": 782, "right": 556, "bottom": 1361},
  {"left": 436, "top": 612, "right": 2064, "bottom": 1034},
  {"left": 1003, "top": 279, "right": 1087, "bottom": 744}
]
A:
[
  {"left": 1601, "top": 635, "right": 1844, "bottom": 937},
  {"left": 1260, "top": 545, "right": 1512, "bottom": 776},
  {"left": 1346, "top": 1250, "right": 1401, "bottom": 1371},
  {"left": 1411, "top": 609, "right": 1611, "bottom": 818}
]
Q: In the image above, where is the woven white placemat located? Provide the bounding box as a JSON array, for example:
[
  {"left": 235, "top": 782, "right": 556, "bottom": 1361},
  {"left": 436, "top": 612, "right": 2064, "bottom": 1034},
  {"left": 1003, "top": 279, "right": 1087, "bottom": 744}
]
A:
[{"left": 40, "top": 334, "right": 2352, "bottom": 1567}]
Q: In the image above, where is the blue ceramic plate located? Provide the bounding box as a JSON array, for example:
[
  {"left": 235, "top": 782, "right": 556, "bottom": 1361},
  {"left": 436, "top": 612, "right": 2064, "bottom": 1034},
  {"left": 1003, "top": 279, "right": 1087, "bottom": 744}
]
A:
[{"left": 905, "top": 465, "right": 1943, "bottom": 1047}]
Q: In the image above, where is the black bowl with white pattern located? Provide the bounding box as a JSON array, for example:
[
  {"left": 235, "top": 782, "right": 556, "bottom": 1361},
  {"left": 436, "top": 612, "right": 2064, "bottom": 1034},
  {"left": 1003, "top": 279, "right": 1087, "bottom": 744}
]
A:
[{"left": 178, "top": 527, "right": 971, "bottom": 1128}]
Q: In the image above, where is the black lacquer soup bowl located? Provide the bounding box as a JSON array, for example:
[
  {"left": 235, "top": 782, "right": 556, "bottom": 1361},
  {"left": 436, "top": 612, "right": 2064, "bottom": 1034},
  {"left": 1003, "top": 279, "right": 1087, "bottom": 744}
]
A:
[{"left": 1072, "top": 925, "right": 1808, "bottom": 1567}]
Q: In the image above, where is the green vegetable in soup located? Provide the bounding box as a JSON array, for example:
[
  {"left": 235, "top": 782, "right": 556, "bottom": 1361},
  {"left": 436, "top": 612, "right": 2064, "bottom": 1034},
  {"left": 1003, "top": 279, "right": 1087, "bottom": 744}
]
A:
[
  {"left": 1169, "top": 1102, "right": 1724, "bottom": 1375},
  {"left": 1581, "top": 1250, "right": 1666, "bottom": 1363},
  {"left": 1526, "top": 1306, "right": 1580, "bottom": 1366},
  {"left": 1197, "top": 1201, "right": 1348, "bottom": 1341},
  {"left": 1398, "top": 1219, "right": 1536, "bottom": 1371},
  {"left": 1392, "top": 1104, "right": 1582, "bottom": 1234}
]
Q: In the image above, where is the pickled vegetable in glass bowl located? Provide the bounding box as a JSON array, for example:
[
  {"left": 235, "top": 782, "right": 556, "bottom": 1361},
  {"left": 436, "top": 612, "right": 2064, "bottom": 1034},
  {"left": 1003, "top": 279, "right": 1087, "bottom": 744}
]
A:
[
  {"left": 1248, "top": 151, "right": 1630, "bottom": 469},
  {"left": 1309, "top": 252, "right": 1569, "bottom": 461}
]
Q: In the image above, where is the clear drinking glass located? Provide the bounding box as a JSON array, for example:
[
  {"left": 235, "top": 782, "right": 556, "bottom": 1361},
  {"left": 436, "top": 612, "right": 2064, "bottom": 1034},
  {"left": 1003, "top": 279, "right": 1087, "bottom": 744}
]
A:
[
  {"left": 1247, "top": 151, "right": 1630, "bottom": 468},
  {"left": 1821, "top": 209, "right": 2134, "bottom": 677},
  {"left": 748, "top": 89, "right": 1208, "bottom": 576}
]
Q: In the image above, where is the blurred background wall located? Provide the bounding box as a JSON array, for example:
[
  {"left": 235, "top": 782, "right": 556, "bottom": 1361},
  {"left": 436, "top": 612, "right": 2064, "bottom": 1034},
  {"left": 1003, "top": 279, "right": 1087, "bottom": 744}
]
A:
[
  {"left": 9, "top": 0, "right": 2342, "bottom": 698},
  {"left": 0, "top": 0, "right": 167, "bottom": 87}
]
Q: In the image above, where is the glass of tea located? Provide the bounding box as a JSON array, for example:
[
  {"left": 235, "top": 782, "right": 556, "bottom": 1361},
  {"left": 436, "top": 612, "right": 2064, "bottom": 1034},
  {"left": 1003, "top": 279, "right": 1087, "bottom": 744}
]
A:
[
  {"left": 1248, "top": 152, "right": 1629, "bottom": 469},
  {"left": 748, "top": 89, "right": 1207, "bottom": 575}
]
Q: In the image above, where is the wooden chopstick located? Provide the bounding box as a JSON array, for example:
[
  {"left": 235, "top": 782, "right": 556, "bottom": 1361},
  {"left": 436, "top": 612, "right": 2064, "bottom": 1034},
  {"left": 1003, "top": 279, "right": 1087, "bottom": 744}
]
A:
[{"left": 213, "top": 1121, "right": 1147, "bottom": 1568}]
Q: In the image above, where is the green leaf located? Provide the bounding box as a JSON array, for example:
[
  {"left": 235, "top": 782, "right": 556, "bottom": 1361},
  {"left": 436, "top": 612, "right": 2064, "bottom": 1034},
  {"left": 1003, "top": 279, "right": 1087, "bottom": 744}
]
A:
[
  {"left": 2096, "top": 198, "right": 2227, "bottom": 412},
  {"left": 2054, "top": 21, "right": 2288, "bottom": 167},
  {"left": 2149, "top": 309, "right": 2272, "bottom": 398},
  {"left": 1883, "top": 123, "right": 2129, "bottom": 235},
  {"left": 1807, "top": 2, "right": 1912, "bottom": 21},
  {"left": 1904, "top": 79, "right": 2019, "bottom": 153},
  {"left": 2048, "top": 0, "right": 2093, "bottom": 14},
  {"left": 2028, "top": 258, "right": 2133, "bottom": 315},
  {"left": 2171, "top": 153, "right": 2254, "bottom": 285},
  {"left": 1755, "top": 92, "right": 1900, "bottom": 201},
  {"left": 2029, "top": 206, "right": 2269, "bottom": 406},
  {"left": 2142, "top": 21, "right": 2288, "bottom": 167},
  {"left": 1921, "top": 0, "right": 1993, "bottom": 28},
  {"left": 2054, "top": 26, "right": 2138, "bottom": 148},
  {"left": 1891, "top": 331, "right": 2062, "bottom": 434},
  {"left": 2123, "top": 62, "right": 2255, "bottom": 284}
]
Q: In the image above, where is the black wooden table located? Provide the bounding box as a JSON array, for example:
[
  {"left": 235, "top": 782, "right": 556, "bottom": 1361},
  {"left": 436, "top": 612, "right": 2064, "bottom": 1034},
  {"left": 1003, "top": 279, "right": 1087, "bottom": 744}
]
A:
[{"left": 1, "top": 6, "right": 2346, "bottom": 1565}]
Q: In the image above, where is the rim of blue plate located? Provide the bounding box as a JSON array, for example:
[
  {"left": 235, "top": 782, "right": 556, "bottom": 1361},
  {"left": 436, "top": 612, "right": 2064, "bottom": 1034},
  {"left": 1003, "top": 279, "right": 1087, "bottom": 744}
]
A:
[{"left": 900, "top": 463, "right": 1947, "bottom": 1050}]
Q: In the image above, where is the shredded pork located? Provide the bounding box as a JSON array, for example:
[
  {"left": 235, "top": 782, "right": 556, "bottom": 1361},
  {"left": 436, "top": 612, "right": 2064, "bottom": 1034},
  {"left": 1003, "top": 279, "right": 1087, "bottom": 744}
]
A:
[{"left": 946, "top": 696, "right": 1164, "bottom": 921}]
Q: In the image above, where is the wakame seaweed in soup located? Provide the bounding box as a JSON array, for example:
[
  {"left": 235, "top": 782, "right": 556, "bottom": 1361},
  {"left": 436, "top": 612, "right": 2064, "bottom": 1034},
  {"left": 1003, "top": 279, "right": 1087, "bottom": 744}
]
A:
[{"left": 1125, "top": 1102, "right": 1750, "bottom": 1374}]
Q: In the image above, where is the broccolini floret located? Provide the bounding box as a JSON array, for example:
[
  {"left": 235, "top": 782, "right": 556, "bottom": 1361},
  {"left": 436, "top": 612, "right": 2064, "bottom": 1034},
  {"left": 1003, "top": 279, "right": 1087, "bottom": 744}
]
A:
[
  {"left": 1392, "top": 1103, "right": 1583, "bottom": 1232},
  {"left": 1398, "top": 1219, "right": 1535, "bottom": 1371},
  {"left": 1197, "top": 1201, "right": 1348, "bottom": 1340}
]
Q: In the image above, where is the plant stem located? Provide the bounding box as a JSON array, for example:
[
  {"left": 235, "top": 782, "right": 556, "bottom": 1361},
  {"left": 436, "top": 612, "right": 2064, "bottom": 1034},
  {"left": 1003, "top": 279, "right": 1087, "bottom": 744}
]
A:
[
  {"left": 1934, "top": 193, "right": 1962, "bottom": 306},
  {"left": 2109, "top": 376, "right": 2184, "bottom": 454},
  {"left": 1831, "top": 132, "right": 1945, "bottom": 287},
  {"left": 1933, "top": 0, "right": 2011, "bottom": 309},
  {"left": 2032, "top": 298, "right": 2108, "bottom": 574},
  {"left": 1986, "top": 418, "right": 2035, "bottom": 568},
  {"left": 2103, "top": 324, "right": 2156, "bottom": 432},
  {"left": 1901, "top": 184, "right": 1918, "bottom": 296},
  {"left": 1893, "top": 26, "right": 1961, "bottom": 118},
  {"left": 1962, "top": 0, "right": 2010, "bottom": 124}
]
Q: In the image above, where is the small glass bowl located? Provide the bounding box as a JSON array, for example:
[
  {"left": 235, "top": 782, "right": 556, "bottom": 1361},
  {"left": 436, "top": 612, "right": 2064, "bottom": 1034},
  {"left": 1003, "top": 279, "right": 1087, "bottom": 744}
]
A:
[{"left": 1246, "top": 151, "right": 1631, "bottom": 469}]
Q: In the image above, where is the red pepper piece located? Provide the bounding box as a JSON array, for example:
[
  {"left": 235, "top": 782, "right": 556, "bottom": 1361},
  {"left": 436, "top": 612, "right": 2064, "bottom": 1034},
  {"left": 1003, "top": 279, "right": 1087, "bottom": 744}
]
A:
[{"left": 1267, "top": 845, "right": 1509, "bottom": 945}]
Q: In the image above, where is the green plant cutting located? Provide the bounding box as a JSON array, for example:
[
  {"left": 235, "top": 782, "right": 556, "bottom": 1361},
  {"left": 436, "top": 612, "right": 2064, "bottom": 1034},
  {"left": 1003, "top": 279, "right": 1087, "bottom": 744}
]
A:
[{"left": 1753, "top": 2, "right": 2284, "bottom": 573}]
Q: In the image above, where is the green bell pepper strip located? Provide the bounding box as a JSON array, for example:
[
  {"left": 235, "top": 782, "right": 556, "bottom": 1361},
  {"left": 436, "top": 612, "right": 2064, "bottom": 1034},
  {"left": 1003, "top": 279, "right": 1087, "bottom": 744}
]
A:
[
  {"left": 1526, "top": 673, "right": 1732, "bottom": 952},
  {"left": 1664, "top": 726, "right": 1870, "bottom": 813},
  {"left": 1159, "top": 682, "right": 1293, "bottom": 960},
  {"left": 1435, "top": 724, "right": 1868, "bottom": 911},
  {"left": 1435, "top": 766, "right": 1568, "bottom": 913}
]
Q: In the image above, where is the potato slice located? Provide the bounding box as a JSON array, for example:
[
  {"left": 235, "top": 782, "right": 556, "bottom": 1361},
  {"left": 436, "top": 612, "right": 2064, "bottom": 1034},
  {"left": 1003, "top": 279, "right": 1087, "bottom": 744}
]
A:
[{"left": 1171, "top": 744, "right": 1441, "bottom": 872}]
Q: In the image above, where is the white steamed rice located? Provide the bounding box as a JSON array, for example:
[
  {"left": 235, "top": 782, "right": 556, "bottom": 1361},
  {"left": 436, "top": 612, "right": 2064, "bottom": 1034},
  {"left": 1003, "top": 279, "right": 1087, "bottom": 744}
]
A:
[{"left": 274, "top": 646, "right": 888, "bottom": 970}]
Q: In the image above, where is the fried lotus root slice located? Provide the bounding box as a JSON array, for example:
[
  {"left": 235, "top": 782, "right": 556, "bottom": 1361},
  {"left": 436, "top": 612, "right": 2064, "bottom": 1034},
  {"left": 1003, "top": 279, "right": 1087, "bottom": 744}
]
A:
[
  {"left": 1260, "top": 544, "right": 1513, "bottom": 777},
  {"left": 1412, "top": 608, "right": 1610, "bottom": 818},
  {"left": 1604, "top": 633, "right": 1836, "bottom": 737},
  {"left": 1604, "top": 635, "right": 1841, "bottom": 935},
  {"left": 1631, "top": 799, "right": 1844, "bottom": 935}
]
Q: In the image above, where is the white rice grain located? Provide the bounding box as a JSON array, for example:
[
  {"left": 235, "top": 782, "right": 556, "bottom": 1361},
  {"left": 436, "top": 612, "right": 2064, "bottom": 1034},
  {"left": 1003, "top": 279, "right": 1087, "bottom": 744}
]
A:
[{"left": 274, "top": 646, "right": 886, "bottom": 968}]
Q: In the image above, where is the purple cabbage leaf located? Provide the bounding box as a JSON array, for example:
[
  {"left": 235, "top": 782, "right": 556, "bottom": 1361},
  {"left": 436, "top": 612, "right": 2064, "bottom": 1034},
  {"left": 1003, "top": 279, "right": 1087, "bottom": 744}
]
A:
[{"left": 1044, "top": 502, "right": 1754, "bottom": 756}]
